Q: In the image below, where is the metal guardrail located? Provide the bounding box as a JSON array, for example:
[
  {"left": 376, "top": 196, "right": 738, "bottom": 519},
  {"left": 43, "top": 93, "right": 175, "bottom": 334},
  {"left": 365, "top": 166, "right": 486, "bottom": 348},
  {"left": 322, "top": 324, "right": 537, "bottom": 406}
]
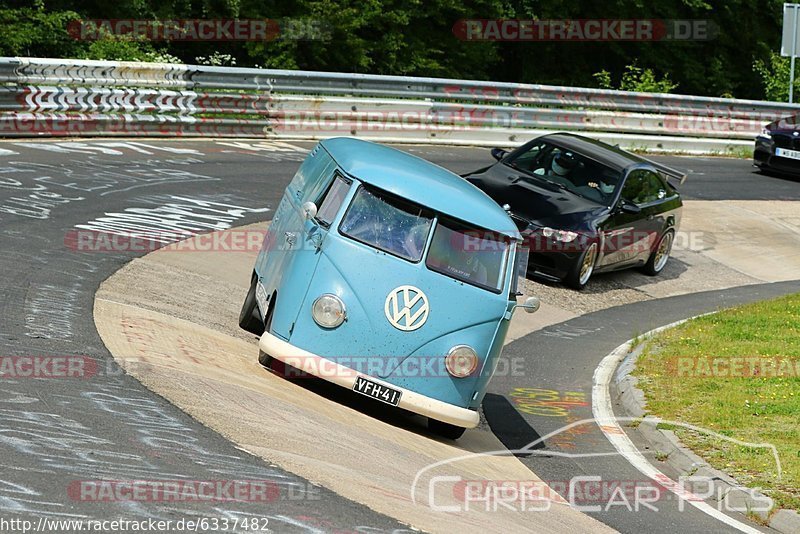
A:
[{"left": 1, "top": 56, "right": 799, "bottom": 153}]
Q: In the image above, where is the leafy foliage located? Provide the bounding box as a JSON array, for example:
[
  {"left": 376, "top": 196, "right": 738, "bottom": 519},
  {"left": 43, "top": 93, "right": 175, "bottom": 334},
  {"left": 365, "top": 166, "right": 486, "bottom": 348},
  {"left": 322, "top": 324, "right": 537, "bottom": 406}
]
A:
[
  {"left": 754, "top": 51, "right": 800, "bottom": 102},
  {"left": 594, "top": 65, "right": 678, "bottom": 93},
  {"left": 0, "top": 0, "right": 793, "bottom": 100}
]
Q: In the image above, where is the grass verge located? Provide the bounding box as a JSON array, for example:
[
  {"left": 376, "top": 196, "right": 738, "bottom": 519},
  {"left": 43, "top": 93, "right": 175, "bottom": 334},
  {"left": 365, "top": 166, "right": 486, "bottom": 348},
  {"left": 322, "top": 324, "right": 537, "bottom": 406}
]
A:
[{"left": 633, "top": 293, "right": 800, "bottom": 512}]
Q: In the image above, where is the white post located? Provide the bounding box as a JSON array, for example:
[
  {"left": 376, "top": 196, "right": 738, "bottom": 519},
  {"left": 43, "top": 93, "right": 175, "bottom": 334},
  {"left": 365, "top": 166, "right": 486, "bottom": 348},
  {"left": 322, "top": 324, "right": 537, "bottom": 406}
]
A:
[{"left": 792, "top": 4, "right": 798, "bottom": 103}]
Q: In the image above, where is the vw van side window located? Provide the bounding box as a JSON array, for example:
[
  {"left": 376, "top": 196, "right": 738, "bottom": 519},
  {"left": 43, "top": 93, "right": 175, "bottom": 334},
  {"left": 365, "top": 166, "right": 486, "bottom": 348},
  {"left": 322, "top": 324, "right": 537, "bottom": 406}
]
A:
[
  {"left": 315, "top": 174, "right": 351, "bottom": 227},
  {"left": 426, "top": 219, "right": 510, "bottom": 293},
  {"left": 339, "top": 186, "right": 433, "bottom": 262}
]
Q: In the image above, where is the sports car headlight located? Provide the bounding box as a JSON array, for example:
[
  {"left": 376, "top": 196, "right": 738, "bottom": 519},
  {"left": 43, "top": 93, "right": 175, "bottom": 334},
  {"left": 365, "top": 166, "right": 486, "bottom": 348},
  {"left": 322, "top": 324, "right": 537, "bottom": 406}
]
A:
[
  {"left": 541, "top": 227, "right": 578, "bottom": 243},
  {"left": 760, "top": 128, "right": 772, "bottom": 139},
  {"left": 445, "top": 345, "right": 479, "bottom": 378},
  {"left": 312, "top": 294, "right": 346, "bottom": 328}
]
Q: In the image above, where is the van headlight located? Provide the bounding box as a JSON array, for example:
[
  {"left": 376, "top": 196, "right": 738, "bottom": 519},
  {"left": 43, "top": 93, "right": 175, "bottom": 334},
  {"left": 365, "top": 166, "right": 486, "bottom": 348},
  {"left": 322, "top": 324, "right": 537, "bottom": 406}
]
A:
[
  {"left": 445, "top": 345, "right": 479, "bottom": 378},
  {"left": 312, "top": 294, "right": 346, "bottom": 328}
]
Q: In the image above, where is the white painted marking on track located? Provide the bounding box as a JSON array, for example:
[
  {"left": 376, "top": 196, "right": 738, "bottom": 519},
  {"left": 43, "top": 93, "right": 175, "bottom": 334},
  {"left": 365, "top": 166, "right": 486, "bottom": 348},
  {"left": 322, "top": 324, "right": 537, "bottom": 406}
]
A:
[{"left": 592, "top": 317, "right": 766, "bottom": 534}]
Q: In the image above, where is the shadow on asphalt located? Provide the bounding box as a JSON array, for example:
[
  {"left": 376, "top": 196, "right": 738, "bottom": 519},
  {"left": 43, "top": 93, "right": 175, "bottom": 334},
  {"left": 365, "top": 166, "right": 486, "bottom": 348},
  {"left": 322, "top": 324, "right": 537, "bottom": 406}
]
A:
[
  {"left": 259, "top": 356, "right": 492, "bottom": 447},
  {"left": 596, "top": 257, "right": 691, "bottom": 290},
  {"left": 754, "top": 167, "right": 800, "bottom": 183},
  {"left": 525, "top": 256, "right": 691, "bottom": 294},
  {"left": 482, "top": 393, "right": 544, "bottom": 457}
]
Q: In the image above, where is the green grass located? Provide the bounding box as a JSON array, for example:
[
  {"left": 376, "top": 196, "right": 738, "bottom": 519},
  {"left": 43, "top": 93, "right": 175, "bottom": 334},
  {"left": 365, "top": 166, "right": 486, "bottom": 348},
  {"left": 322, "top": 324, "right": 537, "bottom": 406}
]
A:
[{"left": 633, "top": 293, "right": 800, "bottom": 512}]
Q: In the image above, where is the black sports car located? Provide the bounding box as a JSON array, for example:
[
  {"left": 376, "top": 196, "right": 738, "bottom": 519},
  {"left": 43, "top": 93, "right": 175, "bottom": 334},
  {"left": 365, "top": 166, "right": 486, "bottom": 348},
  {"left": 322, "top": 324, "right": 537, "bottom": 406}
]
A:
[
  {"left": 465, "top": 133, "right": 685, "bottom": 290},
  {"left": 754, "top": 115, "right": 800, "bottom": 176}
]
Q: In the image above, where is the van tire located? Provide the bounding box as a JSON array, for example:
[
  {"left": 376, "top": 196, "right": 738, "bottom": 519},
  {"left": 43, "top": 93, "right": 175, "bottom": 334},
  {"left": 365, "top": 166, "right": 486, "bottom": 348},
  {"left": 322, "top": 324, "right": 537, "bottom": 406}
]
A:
[
  {"left": 239, "top": 274, "right": 264, "bottom": 336},
  {"left": 258, "top": 294, "right": 276, "bottom": 368},
  {"left": 428, "top": 418, "right": 466, "bottom": 440}
]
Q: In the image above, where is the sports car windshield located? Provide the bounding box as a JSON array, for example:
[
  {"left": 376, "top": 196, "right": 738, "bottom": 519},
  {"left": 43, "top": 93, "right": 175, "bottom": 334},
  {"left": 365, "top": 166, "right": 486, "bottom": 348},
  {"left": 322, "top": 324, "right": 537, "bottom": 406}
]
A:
[
  {"left": 426, "top": 219, "right": 510, "bottom": 293},
  {"left": 339, "top": 186, "right": 433, "bottom": 262},
  {"left": 505, "top": 141, "right": 623, "bottom": 204}
]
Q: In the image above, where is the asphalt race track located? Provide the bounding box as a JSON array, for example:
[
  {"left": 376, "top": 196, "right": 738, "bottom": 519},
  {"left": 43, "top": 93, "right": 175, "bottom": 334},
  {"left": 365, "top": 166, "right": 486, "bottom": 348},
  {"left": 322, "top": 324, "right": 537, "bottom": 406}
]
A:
[
  {"left": 486, "top": 280, "right": 800, "bottom": 534},
  {"left": 0, "top": 138, "right": 798, "bottom": 533}
]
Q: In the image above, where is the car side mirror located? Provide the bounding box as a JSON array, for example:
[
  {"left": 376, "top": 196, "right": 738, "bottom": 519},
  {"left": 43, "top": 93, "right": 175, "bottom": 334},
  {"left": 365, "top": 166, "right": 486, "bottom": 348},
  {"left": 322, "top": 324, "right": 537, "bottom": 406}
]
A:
[
  {"left": 301, "top": 201, "right": 318, "bottom": 220},
  {"left": 618, "top": 200, "right": 641, "bottom": 214},
  {"left": 491, "top": 147, "right": 508, "bottom": 161},
  {"left": 515, "top": 296, "right": 540, "bottom": 314}
]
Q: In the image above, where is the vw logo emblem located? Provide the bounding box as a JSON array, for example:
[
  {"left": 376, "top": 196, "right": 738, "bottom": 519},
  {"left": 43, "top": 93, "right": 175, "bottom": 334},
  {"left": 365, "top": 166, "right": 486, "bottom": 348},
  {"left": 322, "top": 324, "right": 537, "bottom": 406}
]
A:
[{"left": 384, "top": 285, "right": 429, "bottom": 331}]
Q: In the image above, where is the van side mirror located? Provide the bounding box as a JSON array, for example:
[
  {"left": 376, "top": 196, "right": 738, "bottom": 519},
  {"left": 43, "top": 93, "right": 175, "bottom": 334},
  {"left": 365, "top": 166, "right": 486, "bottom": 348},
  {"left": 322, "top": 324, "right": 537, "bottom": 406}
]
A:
[
  {"left": 301, "top": 201, "right": 318, "bottom": 220},
  {"left": 515, "top": 296, "right": 540, "bottom": 314},
  {"left": 491, "top": 147, "right": 508, "bottom": 161}
]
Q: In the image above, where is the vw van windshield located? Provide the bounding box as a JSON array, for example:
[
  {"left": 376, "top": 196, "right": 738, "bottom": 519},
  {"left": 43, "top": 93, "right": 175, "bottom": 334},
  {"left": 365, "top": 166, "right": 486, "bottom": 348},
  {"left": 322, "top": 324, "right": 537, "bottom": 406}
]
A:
[
  {"left": 339, "top": 186, "right": 433, "bottom": 262},
  {"left": 426, "top": 219, "right": 510, "bottom": 293}
]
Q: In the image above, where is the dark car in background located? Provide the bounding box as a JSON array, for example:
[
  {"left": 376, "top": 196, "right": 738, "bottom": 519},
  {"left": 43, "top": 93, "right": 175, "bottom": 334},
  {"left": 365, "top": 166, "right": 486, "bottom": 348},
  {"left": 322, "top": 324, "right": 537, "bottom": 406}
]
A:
[
  {"left": 754, "top": 115, "right": 800, "bottom": 176},
  {"left": 465, "top": 134, "right": 685, "bottom": 290}
]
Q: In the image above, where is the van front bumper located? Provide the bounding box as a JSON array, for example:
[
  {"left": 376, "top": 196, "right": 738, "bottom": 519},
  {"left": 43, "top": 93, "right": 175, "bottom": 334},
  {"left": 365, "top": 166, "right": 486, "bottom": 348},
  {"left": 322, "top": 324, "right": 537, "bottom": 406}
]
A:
[{"left": 258, "top": 332, "right": 480, "bottom": 429}]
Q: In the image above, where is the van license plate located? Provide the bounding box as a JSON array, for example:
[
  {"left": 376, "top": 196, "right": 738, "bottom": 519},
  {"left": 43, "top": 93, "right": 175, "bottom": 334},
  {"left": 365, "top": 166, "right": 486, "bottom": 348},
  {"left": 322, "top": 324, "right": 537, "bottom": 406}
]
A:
[{"left": 353, "top": 376, "right": 402, "bottom": 406}]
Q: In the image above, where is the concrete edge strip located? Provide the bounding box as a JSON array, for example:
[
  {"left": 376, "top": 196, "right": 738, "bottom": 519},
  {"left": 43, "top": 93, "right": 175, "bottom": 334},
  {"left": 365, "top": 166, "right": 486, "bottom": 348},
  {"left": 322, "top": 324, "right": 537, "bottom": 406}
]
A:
[{"left": 592, "top": 316, "right": 769, "bottom": 534}]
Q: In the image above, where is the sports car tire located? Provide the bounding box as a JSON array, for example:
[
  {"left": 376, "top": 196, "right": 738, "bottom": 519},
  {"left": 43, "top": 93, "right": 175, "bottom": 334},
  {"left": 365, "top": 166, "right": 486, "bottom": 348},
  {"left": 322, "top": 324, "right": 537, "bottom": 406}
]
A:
[
  {"left": 565, "top": 242, "right": 598, "bottom": 290},
  {"left": 642, "top": 229, "right": 674, "bottom": 276}
]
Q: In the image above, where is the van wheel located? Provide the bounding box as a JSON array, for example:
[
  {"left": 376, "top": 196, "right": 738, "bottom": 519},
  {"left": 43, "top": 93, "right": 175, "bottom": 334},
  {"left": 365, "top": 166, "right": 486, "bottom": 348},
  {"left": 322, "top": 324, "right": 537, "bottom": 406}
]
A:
[
  {"left": 642, "top": 230, "right": 674, "bottom": 276},
  {"left": 258, "top": 350, "right": 272, "bottom": 367},
  {"left": 258, "top": 295, "right": 276, "bottom": 368},
  {"left": 239, "top": 274, "right": 264, "bottom": 335},
  {"left": 565, "top": 242, "right": 598, "bottom": 290},
  {"left": 428, "top": 418, "right": 466, "bottom": 440}
]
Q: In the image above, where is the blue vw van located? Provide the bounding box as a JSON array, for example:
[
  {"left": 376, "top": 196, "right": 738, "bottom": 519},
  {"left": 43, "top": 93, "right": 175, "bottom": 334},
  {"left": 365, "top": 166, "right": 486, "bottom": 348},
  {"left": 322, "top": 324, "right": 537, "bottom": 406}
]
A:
[{"left": 239, "top": 138, "right": 538, "bottom": 439}]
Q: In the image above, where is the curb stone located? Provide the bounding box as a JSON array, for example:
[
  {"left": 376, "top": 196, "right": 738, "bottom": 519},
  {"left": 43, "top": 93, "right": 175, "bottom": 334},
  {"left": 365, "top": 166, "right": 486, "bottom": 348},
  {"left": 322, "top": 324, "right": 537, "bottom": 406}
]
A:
[{"left": 612, "top": 329, "right": 800, "bottom": 532}]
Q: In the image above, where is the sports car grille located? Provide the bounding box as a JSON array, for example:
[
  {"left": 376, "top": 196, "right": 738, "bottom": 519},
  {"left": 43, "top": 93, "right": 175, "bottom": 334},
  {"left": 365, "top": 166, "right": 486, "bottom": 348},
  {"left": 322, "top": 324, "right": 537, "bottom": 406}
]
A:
[{"left": 771, "top": 133, "right": 800, "bottom": 150}]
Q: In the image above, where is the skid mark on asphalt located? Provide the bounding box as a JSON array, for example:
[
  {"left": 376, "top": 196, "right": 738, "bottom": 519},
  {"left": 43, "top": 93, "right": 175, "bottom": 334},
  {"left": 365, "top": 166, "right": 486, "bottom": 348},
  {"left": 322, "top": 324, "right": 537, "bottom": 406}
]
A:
[{"left": 71, "top": 196, "right": 270, "bottom": 247}]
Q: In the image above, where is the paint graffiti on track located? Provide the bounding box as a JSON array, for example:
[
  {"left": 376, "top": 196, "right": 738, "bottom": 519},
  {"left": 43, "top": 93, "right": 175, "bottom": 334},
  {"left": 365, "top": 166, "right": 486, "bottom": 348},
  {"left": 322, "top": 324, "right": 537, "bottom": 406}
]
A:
[{"left": 509, "top": 387, "right": 588, "bottom": 417}]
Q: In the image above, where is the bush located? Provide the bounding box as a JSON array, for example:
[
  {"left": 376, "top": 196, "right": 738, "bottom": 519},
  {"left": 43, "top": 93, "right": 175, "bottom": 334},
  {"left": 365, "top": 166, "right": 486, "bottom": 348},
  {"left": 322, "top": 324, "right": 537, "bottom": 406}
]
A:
[
  {"left": 0, "top": 6, "right": 82, "bottom": 58},
  {"left": 594, "top": 64, "right": 678, "bottom": 93},
  {"left": 754, "top": 51, "right": 800, "bottom": 102}
]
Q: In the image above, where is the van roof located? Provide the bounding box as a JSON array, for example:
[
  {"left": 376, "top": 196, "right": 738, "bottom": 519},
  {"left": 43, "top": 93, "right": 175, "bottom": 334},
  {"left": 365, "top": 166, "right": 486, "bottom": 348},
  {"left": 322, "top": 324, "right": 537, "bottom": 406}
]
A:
[{"left": 320, "top": 138, "right": 519, "bottom": 238}]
